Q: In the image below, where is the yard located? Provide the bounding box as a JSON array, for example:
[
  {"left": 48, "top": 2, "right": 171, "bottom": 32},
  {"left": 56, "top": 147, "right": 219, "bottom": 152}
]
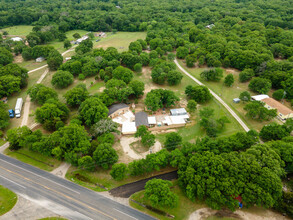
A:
[
  {"left": 177, "top": 60, "right": 277, "bottom": 131},
  {"left": 1, "top": 25, "right": 33, "bottom": 36},
  {"left": 93, "top": 32, "right": 147, "bottom": 52},
  {"left": 0, "top": 185, "right": 17, "bottom": 216}
]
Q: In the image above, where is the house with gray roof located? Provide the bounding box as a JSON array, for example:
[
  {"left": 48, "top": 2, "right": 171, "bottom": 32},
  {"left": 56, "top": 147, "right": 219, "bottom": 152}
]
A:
[{"left": 108, "top": 103, "right": 129, "bottom": 118}]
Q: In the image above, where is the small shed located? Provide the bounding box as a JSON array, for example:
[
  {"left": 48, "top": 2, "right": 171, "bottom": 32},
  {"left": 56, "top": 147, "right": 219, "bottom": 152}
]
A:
[
  {"left": 135, "top": 112, "right": 149, "bottom": 127},
  {"left": 233, "top": 98, "right": 240, "bottom": 103},
  {"left": 170, "top": 108, "right": 187, "bottom": 116},
  {"left": 36, "top": 57, "right": 45, "bottom": 62}
]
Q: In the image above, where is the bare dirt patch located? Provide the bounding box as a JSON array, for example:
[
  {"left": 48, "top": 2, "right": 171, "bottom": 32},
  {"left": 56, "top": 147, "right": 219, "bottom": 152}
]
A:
[
  {"left": 98, "top": 86, "right": 105, "bottom": 92},
  {"left": 13, "top": 55, "right": 23, "bottom": 63},
  {"left": 188, "top": 207, "right": 289, "bottom": 220}
]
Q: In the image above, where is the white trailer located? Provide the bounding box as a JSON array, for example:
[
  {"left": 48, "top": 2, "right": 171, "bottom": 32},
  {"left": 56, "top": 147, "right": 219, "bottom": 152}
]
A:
[{"left": 15, "top": 98, "right": 23, "bottom": 118}]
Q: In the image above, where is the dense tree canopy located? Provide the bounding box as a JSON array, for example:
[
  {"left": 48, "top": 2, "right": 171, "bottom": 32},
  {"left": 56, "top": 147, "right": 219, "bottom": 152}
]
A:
[
  {"left": 28, "top": 84, "right": 58, "bottom": 105},
  {"left": 145, "top": 89, "right": 179, "bottom": 111},
  {"left": 51, "top": 70, "right": 73, "bottom": 88},
  {"left": 64, "top": 84, "right": 89, "bottom": 107},
  {"left": 79, "top": 97, "right": 109, "bottom": 126},
  {"left": 185, "top": 85, "right": 212, "bottom": 103}
]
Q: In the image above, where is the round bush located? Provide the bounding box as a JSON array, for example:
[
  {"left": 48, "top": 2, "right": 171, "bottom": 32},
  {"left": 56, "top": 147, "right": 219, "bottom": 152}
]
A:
[{"left": 51, "top": 70, "right": 73, "bottom": 88}]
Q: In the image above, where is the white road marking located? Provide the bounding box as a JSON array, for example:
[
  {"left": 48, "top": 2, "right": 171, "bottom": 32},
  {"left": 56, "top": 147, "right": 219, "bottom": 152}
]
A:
[
  {"left": 0, "top": 174, "right": 26, "bottom": 189},
  {"left": 114, "top": 208, "right": 138, "bottom": 220},
  {"left": 0, "top": 159, "right": 80, "bottom": 194}
]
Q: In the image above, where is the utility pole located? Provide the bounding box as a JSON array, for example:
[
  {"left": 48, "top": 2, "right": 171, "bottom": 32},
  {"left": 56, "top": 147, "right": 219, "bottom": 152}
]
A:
[{"left": 281, "top": 91, "right": 287, "bottom": 104}]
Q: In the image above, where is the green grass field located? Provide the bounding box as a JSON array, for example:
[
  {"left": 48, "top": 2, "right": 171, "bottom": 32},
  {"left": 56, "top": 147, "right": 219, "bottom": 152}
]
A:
[
  {"left": 177, "top": 60, "right": 276, "bottom": 131},
  {"left": 5, "top": 148, "right": 62, "bottom": 171},
  {"left": 94, "top": 32, "right": 147, "bottom": 52},
  {"left": 1, "top": 25, "right": 33, "bottom": 36},
  {"left": 0, "top": 185, "right": 17, "bottom": 216},
  {"left": 130, "top": 180, "right": 205, "bottom": 220}
]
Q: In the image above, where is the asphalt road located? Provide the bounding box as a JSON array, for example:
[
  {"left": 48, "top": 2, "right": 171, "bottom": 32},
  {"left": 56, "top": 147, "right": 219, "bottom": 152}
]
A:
[
  {"left": 0, "top": 153, "right": 155, "bottom": 220},
  {"left": 175, "top": 59, "right": 250, "bottom": 132}
]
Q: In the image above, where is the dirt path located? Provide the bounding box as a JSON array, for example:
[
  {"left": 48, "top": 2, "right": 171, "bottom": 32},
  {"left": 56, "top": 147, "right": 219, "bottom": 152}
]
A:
[
  {"left": 120, "top": 136, "right": 162, "bottom": 160},
  {"left": 175, "top": 59, "right": 250, "bottom": 132},
  {"left": 20, "top": 96, "right": 31, "bottom": 127},
  {"left": 188, "top": 207, "right": 289, "bottom": 220},
  {"left": 50, "top": 162, "right": 71, "bottom": 178},
  {"left": 109, "top": 171, "right": 178, "bottom": 198},
  {"left": 36, "top": 68, "right": 49, "bottom": 84}
]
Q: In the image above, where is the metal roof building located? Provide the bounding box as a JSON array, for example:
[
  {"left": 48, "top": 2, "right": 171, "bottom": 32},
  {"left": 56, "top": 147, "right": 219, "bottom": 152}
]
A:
[
  {"left": 135, "top": 112, "right": 149, "bottom": 127},
  {"left": 170, "top": 108, "right": 187, "bottom": 116}
]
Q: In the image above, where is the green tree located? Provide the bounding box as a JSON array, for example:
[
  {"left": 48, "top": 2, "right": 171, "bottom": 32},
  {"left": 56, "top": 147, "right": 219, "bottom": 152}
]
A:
[
  {"left": 47, "top": 49, "right": 63, "bottom": 70},
  {"left": 0, "top": 102, "right": 9, "bottom": 129},
  {"left": 224, "top": 74, "right": 234, "bottom": 87},
  {"left": 79, "top": 97, "right": 108, "bottom": 126},
  {"left": 260, "top": 123, "right": 290, "bottom": 141},
  {"left": 167, "top": 53, "right": 175, "bottom": 61},
  {"left": 141, "top": 133, "right": 156, "bottom": 148},
  {"left": 239, "top": 69, "right": 254, "bottom": 82},
  {"left": 129, "top": 41, "right": 142, "bottom": 54},
  {"left": 176, "top": 46, "right": 189, "bottom": 59},
  {"left": 135, "top": 125, "right": 148, "bottom": 138},
  {"left": 186, "top": 55, "right": 195, "bottom": 67},
  {"left": 129, "top": 80, "right": 145, "bottom": 98},
  {"left": 239, "top": 91, "right": 251, "bottom": 102},
  {"left": 27, "top": 84, "right": 58, "bottom": 105},
  {"left": 249, "top": 77, "right": 272, "bottom": 94},
  {"left": 145, "top": 89, "right": 179, "bottom": 111},
  {"left": 244, "top": 101, "right": 277, "bottom": 121},
  {"left": 167, "top": 70, "right": 183, "bottom": 85},
  {"left": 185, "top": 85, "right": 212, "bottom": 103},
  {"left": 145, "top": 179, "right": 178, "bottom": 208},
  {"left": 133, "top": 63, "right": 142, "bottom": 73},
  {"left": 187, "top": 100, "right": 197, "bottom": 113},
  {"left": 112, "top": 66, "right": 133, "bottom": 84},
  {"left": 93, "top": 143, "right": 118, "bottom": 169},
  {"left": 200, "top": 68, "right": 223, "bottom": 82},
  {"left": 64, "top": 84, "right": 89, "bottom": 107},
  {"left": 64, "top": 39, "right": 71, "bottom": 49},
  {"left": 51, "top": 70, "right": 73, "bottom": 88},
  {"left": 273, "top": 89, "right": 285, "bottom": 101},
  {"left": 164, "top": 132, "right": 182, "bottom": 151},
  {"left": 50, "top": 123, "right": 91, "bottom": 165},
  {"left": 0, "top": 75, "right": 21, "bottom": 97},
  {"left": 110, "top": 163, "right": 128, "bottom": 180},
  {"left": 35, "top": 99, "right": 69, "bottom": 131},
  {"left": 7, "top": 126, "right": 32, "bottom": 150},
  {"left": 0, "top": 47, "right": 13, "bottom": 66},
  {"left": 73, "top": 33, "right": 81, "bottom": 39},
  {"left": 78, "top": 156, "right": 95, "bottom": 171}
]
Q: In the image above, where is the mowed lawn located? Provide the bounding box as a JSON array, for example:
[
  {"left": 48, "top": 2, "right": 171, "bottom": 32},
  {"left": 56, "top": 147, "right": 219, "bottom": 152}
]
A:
[
  {"left": 1, "top": 25, "right": 33, "bottom": 36},
  {"left": 94, "top": 32, "right": 147, "bottom": 52},
  {"left": 177, "top": 60, "right": 276, "bottom": 131},
  {"left": 0, "top": 185, "right": 17, "bottom": 216}
]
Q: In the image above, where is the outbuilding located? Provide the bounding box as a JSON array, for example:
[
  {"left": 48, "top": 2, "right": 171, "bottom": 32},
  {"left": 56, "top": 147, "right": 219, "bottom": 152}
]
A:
[
  {"left": 122, "top": 122, "right": 137, "bottom": 134},
  {"left": 233, "top": 98, "right": 240, "bottom": 103},
  {"left": 170, "top": 108, "right": 188, "bottom": 116}
]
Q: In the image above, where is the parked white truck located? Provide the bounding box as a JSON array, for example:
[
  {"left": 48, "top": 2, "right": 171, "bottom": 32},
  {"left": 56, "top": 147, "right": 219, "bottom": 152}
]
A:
[{"left": 15, "top": 98, "right": 23, "bottom": 118}]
